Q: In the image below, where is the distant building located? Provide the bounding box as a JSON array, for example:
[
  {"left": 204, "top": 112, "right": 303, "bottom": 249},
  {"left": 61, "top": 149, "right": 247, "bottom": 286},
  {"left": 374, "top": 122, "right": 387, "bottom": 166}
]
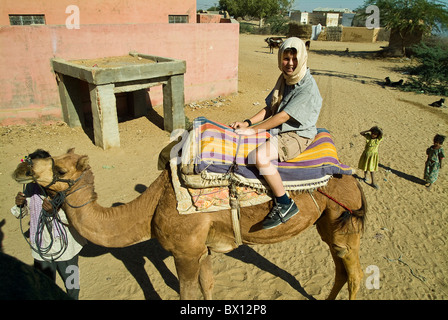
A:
[
  {"left": 311, "top": 8, "right": 353, "bottom": 26},
  {"left": 312, "top": 7, "right": 353, "bottom": 14},
  {"left": 341, "top": 13, "right": 356, "bottom": 27}
]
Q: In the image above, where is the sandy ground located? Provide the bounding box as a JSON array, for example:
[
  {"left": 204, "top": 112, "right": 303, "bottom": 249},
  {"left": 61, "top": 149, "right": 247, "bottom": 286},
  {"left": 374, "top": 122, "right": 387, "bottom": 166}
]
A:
[{"left": 1, "top": 34, "right": 447, "bottom": 300}]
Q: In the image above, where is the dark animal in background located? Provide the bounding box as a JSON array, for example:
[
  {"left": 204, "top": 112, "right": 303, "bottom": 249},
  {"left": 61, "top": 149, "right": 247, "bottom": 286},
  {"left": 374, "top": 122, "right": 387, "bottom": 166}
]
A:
[
  {"left": 265, "top": 37, "right": 310, "bottom": 54},
  {"left": 384, "top": 77, "right": 403, "bottom": 87},
  {"left": 429, "top": 98, "right": 446, "bottom": 108},
  {"left": 305, "top": 40, "right": 311, "bottom": 51},
  {"left": 265, "top": 37, "right": 283, "bottom": 54}
]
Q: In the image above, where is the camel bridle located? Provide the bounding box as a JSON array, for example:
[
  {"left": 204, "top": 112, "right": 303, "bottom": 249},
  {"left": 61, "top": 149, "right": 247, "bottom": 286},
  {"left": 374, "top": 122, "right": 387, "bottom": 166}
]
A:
[{"left": 24, "top": 156, "right": 92, "bottom": 209}]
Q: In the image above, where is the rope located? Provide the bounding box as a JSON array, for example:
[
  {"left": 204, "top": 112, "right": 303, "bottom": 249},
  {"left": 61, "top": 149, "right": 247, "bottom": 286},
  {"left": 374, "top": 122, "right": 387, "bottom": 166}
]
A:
[
  {"left": 19, "top": 185, "right": 69, "bottom": 262},
  {"left": 18, "top": 155, "right": 91, "bottom": 261},
  {"left": 308, "top": 190, "right": 321, "bottom": 216},
  {"left": 228, "top": 134, "right": 243, "bottom": 246},
  {"left": 384, "top": 254, "right": 427, "bottom": 282},
  {"left": 230, "top": 197, "right": 243, "bottom": 246},
  {"left": 317, "top": 188, "right": 353, "bottom": 213}
]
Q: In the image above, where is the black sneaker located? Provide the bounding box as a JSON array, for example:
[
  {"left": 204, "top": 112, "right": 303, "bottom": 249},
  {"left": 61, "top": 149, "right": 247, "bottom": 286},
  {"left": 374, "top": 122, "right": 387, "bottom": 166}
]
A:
[{"left": 262, "top": 199, "right": 299, "bottom": 229}]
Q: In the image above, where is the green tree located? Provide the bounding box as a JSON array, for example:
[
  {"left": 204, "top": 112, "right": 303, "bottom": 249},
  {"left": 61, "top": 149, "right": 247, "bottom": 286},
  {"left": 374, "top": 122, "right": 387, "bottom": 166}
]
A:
[
  {"left": 360, "top": 0, "right": 448, "bottom": 55},
  {"left": 219, "top": 0, "right": 281, "bottom": 26},
  {"left": 404, "top": 40, "right": 448, "bottom": 95},
  {"left": 278, "top": 0, "right": 295, "bottom": 14}
]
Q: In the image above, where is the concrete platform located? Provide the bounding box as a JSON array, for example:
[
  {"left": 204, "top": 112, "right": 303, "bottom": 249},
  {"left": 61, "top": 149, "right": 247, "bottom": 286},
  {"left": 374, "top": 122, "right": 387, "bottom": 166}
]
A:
[{"left": 52, "top": 52, "right": 186, "bottom": 149}]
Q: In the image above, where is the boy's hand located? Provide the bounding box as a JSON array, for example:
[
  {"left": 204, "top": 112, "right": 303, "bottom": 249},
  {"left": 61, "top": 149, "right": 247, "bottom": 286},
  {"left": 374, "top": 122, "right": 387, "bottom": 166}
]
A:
[
  {"left": 229, "top": 121, "right": 249, "bottom": 130},
  {"left": 15, "top": 192, "right": 26, "bottom": 207},
  {"left": 42, "top": 197, "right": 54, "bottom": 214},
  {"left": 235, "top": 128, "right": 256, "bottom": 136}
]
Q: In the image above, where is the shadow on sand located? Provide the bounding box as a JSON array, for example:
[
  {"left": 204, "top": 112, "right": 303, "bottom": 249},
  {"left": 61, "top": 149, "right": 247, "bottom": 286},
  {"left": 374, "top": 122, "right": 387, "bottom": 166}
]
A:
[{"left": 379, "top": 163, "right": 426, "bottom": 185}]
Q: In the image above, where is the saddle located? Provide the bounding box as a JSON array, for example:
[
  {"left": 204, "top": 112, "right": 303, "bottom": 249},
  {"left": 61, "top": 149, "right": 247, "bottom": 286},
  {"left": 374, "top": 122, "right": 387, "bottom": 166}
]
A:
[{"left": 169, "top": 117, "right": 352, "bottom": 215}]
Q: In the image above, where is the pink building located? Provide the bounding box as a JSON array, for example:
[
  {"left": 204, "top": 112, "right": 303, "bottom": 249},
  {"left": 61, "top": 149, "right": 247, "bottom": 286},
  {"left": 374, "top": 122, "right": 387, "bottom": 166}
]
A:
[{"left": 0, "top": 0, "right": 239, "bottom": 126}]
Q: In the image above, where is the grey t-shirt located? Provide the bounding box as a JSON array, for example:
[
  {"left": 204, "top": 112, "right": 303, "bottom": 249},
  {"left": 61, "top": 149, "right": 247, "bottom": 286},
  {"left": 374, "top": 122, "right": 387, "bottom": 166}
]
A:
[{"left": 265, "top": 68, "right": 322, "bottom": 139}]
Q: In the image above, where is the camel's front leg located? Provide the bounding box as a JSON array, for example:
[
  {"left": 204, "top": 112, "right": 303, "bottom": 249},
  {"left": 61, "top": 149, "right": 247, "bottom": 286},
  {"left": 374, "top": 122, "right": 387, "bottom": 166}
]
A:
[
  {"left": 174, "top": 255, "right": 201, "bottom": 300},
  {"left": 174, "top": 249, "right": 213, "bottom": 300},
  {"left": 199, "top": 253, "right": 214, "bottom": 300}
]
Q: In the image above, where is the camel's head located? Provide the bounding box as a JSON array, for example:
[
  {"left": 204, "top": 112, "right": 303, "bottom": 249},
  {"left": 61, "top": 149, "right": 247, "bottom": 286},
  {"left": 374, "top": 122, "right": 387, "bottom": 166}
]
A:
[{"left": 12, "top": 148, "right": 90, "bottom": 193}]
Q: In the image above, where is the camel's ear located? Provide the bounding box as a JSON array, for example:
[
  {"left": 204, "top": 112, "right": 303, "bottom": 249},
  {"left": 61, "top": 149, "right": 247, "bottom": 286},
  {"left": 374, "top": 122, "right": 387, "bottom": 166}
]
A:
[
  {"left": 67, "top": 148, "right": 75, "bottom": 154},
  {"left": 76, "top": 155, "right": 90, "bottom": 171}
]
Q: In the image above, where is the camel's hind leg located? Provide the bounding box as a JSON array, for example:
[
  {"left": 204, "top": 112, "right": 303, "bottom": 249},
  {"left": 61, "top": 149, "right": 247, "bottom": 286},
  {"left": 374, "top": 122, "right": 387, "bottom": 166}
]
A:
[
  {"left": 316, "top": 216, "right": 363, "bottom": 300},
  {"left": 326, "top": 248, "right": 348, "bottom": 299},
  {"left": 326, "top": 243, "right": 363, "bottom": 300}
]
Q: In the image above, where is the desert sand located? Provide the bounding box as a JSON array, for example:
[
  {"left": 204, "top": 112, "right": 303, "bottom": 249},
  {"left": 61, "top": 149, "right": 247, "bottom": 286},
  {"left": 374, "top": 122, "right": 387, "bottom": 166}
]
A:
[{"left": 0, "top": 34, "right": 447, "bottom": 300}]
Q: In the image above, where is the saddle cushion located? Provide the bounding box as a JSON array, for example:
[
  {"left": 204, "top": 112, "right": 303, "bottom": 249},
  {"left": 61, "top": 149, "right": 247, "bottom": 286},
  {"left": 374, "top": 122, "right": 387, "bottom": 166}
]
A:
[{"left": 179, "top": 117, "right": 352, "bottom": 191}]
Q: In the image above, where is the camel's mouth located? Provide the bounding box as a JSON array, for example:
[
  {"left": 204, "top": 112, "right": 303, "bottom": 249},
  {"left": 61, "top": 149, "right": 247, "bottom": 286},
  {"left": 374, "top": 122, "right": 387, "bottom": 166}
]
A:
[{"left": 13, "top": 176, "right": 34, "bottom": 184}]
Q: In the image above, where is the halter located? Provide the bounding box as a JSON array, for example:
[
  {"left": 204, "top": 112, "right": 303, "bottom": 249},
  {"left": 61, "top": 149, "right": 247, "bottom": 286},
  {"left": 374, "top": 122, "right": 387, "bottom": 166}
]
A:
[
  {"left": 43, "top": 157, "right": 80, "bottom": 189},
  {"left": 19, "top": 155, "right": 94, "bottom": 261},
  {"left": 24, "top": 156, "right": 93, "bottom": 208}
]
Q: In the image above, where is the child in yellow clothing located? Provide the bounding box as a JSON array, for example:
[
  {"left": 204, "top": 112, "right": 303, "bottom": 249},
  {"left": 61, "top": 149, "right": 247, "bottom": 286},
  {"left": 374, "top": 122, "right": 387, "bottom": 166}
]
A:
[{"left": 358, "top": 126, "right": 383, "bottom": 189}]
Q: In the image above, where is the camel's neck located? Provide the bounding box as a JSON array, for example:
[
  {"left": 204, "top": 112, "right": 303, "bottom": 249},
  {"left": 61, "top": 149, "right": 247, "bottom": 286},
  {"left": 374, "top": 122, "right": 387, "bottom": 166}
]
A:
[{"left": 63, "top": 169, "right": 169, "bottom": 248}]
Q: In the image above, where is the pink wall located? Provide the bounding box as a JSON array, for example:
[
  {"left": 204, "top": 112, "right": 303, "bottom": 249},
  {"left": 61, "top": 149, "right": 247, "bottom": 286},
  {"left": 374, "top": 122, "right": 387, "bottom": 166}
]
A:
[
  {"left": 0, "top": 23, "right": 239, "bottom": 125},
  {"left": 197, "top": 14, "right": 222, "bottom": 23},
  {"left": 1, "top": 0, "right": 196, "bottom": 25}
]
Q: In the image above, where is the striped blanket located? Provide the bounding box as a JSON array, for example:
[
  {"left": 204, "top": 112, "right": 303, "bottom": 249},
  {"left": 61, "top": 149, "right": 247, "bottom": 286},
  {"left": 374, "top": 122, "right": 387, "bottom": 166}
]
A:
[{"left": 180, "top": 117, "right": 352, "bottom": 191}]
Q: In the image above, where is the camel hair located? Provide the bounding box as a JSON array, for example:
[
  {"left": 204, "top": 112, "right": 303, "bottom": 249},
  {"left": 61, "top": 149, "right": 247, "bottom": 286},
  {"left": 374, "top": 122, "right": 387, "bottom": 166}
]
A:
[{"left": 13, "top": 148, "right": 367, "bottom": 300}]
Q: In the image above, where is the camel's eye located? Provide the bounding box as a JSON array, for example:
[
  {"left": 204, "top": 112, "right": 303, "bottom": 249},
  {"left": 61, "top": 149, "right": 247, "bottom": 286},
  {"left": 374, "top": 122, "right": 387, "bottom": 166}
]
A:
[{"left": 55, "top": 166, "right": 67, "bottom": 176}]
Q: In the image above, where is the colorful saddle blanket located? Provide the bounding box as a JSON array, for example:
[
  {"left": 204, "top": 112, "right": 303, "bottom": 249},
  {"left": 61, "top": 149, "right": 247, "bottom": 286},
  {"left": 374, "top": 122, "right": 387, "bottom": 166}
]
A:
[{"left": 179, "top": 117, "right": 352, "bottom": 192}]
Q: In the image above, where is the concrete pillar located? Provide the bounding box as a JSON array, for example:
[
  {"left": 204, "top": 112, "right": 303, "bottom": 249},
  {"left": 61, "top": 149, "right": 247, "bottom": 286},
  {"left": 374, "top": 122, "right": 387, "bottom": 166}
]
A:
[
  {"left": 88, "top": 83, "right": 120, "bottom": 149},
  {"left": 57, "top": 74, "right": 84, "bottom": 128},
  {"left": 132, "top": 89, "right": 149, "bottom": 118},
  {"left": 162, "top": 74, "right": 185, "bottom": 132}
]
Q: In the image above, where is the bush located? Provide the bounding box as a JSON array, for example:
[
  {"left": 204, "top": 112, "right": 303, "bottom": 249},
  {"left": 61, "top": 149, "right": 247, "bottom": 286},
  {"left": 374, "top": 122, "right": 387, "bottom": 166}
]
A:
[
  {"left": 239, "top": 22, "right": 255, "bottom": 34},
  {"left": 402, "top": 38, "right": 448, "bottom": 95},
  {"left": 238, "top": 16, "right": 289, "bottom": 35},
  {"left": 265, "top": 15, "right": 289, "bottom": 35}
]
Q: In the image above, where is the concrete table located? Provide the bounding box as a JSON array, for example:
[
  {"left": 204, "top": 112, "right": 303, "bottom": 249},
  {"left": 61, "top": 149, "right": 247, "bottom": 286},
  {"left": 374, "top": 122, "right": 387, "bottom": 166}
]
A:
[{"left": 52, "top": 52, "right": 186, "bottom": 149}]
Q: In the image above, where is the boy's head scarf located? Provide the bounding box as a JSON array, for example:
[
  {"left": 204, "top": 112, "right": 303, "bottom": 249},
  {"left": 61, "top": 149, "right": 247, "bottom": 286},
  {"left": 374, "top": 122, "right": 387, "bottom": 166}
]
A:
[{"left": 270, "top": 37, "right": 308, "bottom": 112}]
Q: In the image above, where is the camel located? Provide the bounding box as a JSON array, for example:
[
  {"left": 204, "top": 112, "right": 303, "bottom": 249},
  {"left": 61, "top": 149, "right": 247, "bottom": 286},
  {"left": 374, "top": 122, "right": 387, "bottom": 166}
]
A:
[{"left": 12, "top": 148, "right": 367, "bottom": 300}]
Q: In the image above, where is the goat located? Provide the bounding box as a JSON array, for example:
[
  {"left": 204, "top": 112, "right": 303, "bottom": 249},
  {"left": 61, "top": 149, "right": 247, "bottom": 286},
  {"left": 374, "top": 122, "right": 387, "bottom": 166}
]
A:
[
  {"left": 265, "top": 38, "right": 310, "bottom": 54},
  {"left": 265, "top": 37, "right": 283, "bottom": 54}
]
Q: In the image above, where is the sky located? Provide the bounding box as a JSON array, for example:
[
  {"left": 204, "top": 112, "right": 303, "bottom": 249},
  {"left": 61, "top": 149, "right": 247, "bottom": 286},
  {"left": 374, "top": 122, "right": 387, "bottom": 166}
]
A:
[{"left": 196, "top": 0, "right": 368, "bottom": 12}]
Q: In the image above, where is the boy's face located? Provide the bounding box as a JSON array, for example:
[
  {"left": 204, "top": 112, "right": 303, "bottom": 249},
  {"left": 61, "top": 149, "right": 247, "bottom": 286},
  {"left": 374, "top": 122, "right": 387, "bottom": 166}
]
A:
[{"left": 281, "top": 51, "right": 298, "bottom": 76}]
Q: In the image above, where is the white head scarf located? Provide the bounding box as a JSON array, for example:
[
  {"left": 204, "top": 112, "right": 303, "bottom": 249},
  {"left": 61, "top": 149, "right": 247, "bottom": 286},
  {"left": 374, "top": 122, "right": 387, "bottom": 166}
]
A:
[{"left": 270, "top": 37, "right": 308, "bottom": 112}]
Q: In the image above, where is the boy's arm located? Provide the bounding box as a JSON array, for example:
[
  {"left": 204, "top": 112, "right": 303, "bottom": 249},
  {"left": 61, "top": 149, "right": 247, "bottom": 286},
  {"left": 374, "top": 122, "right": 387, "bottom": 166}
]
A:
[
  {"left": 230, "top": 106, "right": 272, "bottom": 129},
  {"left": 251, "top": 110, "right": 290, "bottom": 131}
]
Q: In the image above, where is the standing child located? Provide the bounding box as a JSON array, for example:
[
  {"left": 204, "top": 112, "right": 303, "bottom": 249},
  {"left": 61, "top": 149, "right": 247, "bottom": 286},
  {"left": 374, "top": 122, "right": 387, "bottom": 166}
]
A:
[
  {"left": 358, "top": 126, "right": 383, "bottom": 189},
  {"left": 424, "top": 134, "right": 445, "bottom": 189}
]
